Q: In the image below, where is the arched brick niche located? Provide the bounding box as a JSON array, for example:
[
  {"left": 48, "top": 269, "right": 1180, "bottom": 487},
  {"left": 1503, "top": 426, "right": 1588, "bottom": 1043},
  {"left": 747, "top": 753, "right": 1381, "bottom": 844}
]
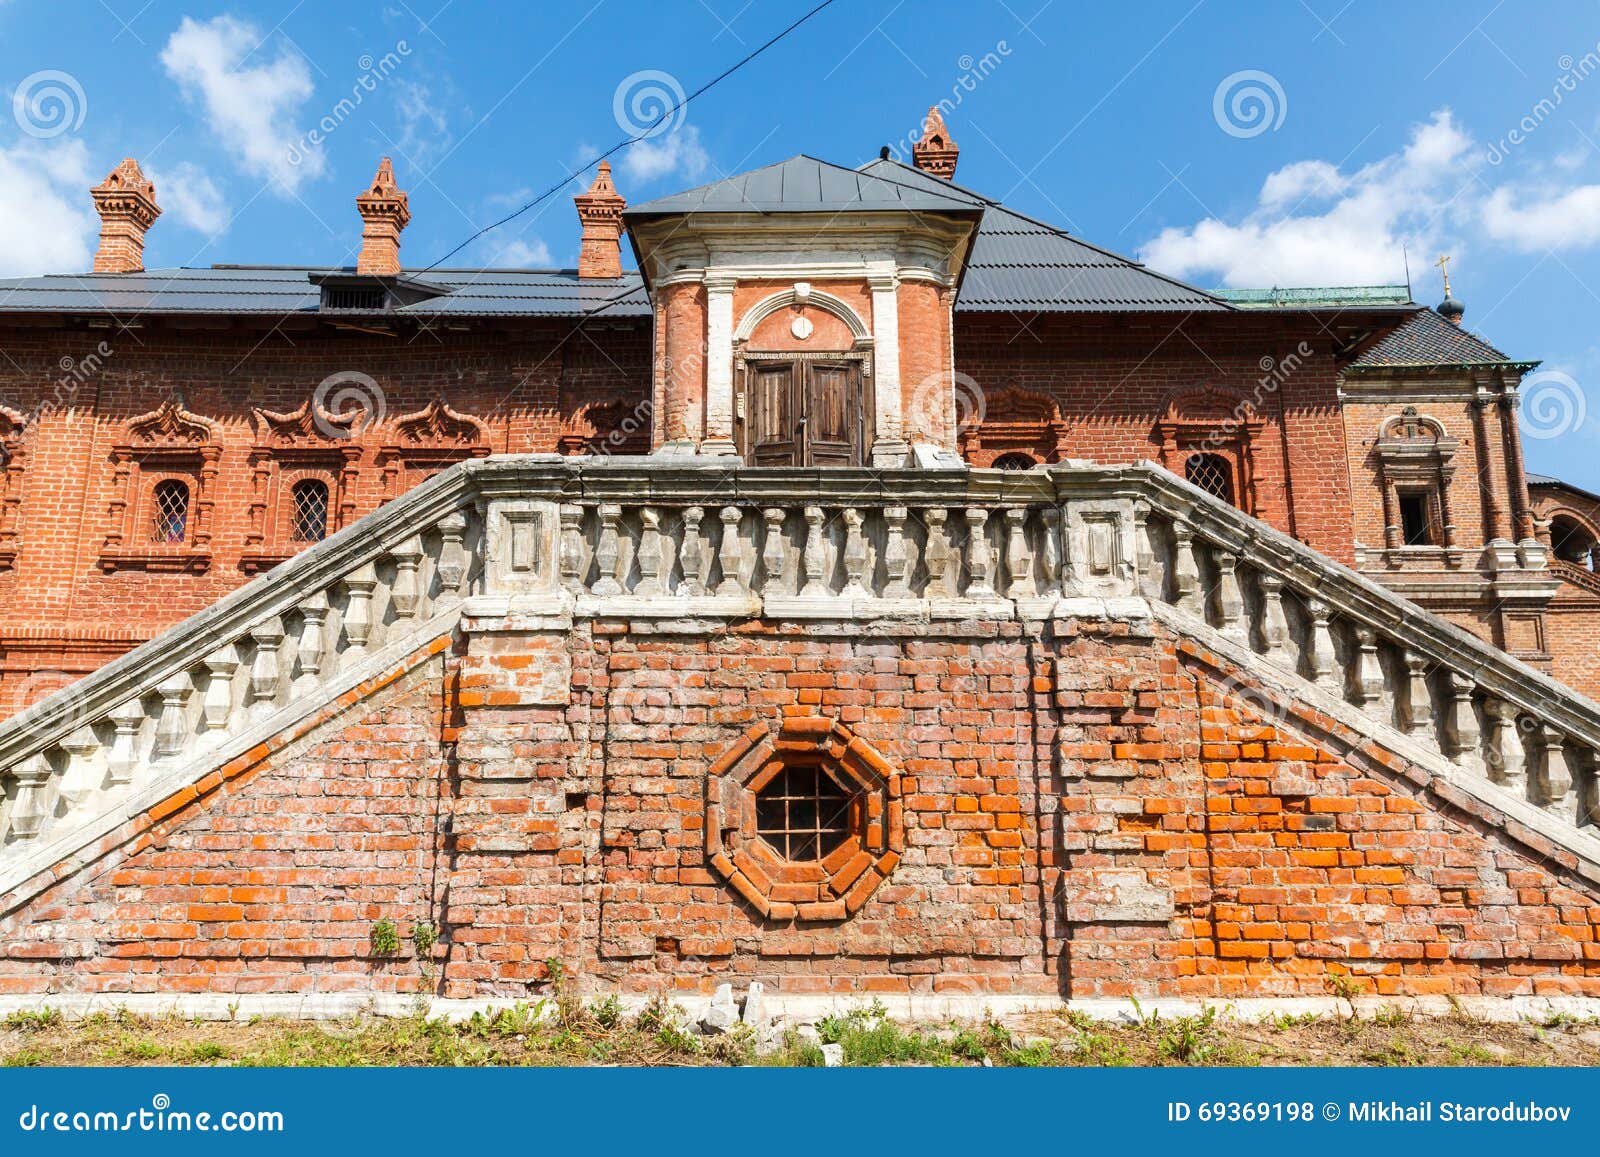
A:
[{"left": 705, "top": 716, "right": 902, "bottom": 922}]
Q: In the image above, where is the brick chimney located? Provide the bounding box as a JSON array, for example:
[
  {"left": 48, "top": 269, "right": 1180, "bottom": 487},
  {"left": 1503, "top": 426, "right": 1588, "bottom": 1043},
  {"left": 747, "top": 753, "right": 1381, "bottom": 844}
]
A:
[
  {"left": 912, "top": 106, "right": 959, "bottom": 180},
  {"left": 355, "top": 157, "right": 410, "bottom": 276},
  {"left": 91, "top": 159, "right": 161, "bottom": 274},
  {"left": 574, "top": 162, "right": 626, "bottom": 279}
]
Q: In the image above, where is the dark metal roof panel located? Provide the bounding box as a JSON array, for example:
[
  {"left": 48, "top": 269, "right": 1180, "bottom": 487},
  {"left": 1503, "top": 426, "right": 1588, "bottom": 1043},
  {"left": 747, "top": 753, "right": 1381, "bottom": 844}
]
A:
[
  {"left": 624, "top": 154, "right": 982, "bottom": 217},
  {"left": 1347, "top": 307, "right": 1527, "bottom": 368}
]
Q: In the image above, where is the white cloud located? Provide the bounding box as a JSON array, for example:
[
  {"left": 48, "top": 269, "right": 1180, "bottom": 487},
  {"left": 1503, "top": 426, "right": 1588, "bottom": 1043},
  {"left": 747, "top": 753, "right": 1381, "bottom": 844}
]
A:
[
  {"left": 1141, "top": 110, "right": 1475, "bottom": 286},
  {"left": 491, "top": 237, "right": 553, "bottom": 267},
  {"left": 0, "top": 138, "right": 96, "bottom": 276},
  {"left": 620, "top": 124, "right": 708, "bottom": 184},
  {"left": 150, "top": 161, "right": 229, "bottom": 237},
  {"left": 159, "top": 15, "right": 320, "bottom": 194},
  {"left": 394, "top": 80, "right": 450, "bottom": 167},
  {"left": 1483, "top": 184, "right": 1600, "bottom": 250}
]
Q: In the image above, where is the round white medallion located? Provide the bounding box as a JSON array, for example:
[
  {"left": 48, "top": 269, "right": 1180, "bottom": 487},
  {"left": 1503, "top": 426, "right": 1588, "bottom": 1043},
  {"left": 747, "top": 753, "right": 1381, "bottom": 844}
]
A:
[{"left": 790, "top": 314, "right": 814, "bottom": 341}]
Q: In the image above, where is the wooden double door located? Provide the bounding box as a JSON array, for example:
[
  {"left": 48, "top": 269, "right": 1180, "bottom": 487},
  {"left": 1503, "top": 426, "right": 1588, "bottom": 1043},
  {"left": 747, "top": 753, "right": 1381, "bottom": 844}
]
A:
[{"left": 739, "top": 357, "right": 869, "bottom": 468}]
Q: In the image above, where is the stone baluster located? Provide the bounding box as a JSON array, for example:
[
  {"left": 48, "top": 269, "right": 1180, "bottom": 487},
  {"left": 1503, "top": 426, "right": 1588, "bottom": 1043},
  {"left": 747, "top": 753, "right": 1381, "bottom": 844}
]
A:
[
  {"left": 389, "top": 535, "right": 425, "bottom": 622},
  {"left": 716, "top": 507, "right": 745, "bottom": 597},
  {"left": 558, "top": 505, "right": 584, "bottom": 594},
  {"left": 342, "top": 564, "right": 379, "bottom": 655},
  {"left": 437, "top": 511, "right": 470, "bottom": 594},
  {"left": 1169, "top": 522, "right": 1202, "bottom": 616},
  {"left": 248, "top": 618, "right": 285, "bottom": 716},
  {"left": 841, "top": 508, "right": 869, "bottom": 598},
  {"left": 1536, "top": 726, "right": 1576, "bottom": 821},
  {"left": 294, "top": 595, "right": 330, "bottom": 694},
  {"left": 1402, "top": 653, "right": 1434, "bottom": 740},
  {"left": 106, "top": 700, "right": 146, "bottom": 787},
  {"left": 761, "top": 508, "right": 788, "bottom": 596},
  {"left": 635, "top": 507, "right": 664, "bottom": 597},
  {"left": 679, "top": 507, "right": 706, "bottom": 597},
  {"left": 965, "top": 508, "right": 995, "bottom": 599},
  {"left": 1443, "top": 672, "right": 1482, "bottom": 774},
  {"left": 1004, "top": 508, "right": 1035, "bottom": 599},
  {"left": 593, "top": 504, "right": 624, "bottom": 596},
  {"left": 1038, "top": 506, "right": 1063, "bottom": 597},
  {"left": 1256, "top": 572, "right": 1292, "bottom": 665},
  {"left": 800, "top": 507, "right": 828, "bottom": 598},
  {"left": 5, "top": 754, "right": 52, "bottom": 840},
  {"left": 152, "top": 670, "right": 193, "bottom": 760},
  {"left": 924, "top": 509, "right": 951, "bottom": 599},
  {"left": 58, "top": 726, "right": 102, "bottom": 808},
  {"left": 883, "top": 506, "right": 911, "bottom": 599},
  {"left": 200, "top": 644, "right": 241, "bottom": 744},
  {"left": 1347, "top": 625, "right": 1386, "bottom": 716},
  {"left": 1133, "top": 502, "right": 1158, "bottom": 600},
  {"left": 1211, "top": 548, "right": 1246, "bottom": 641},
  {"left": 1303, "top": 597, "right": 1339, "bottom": 692},
  {"left": 1484, "top": 698, "right": 1527, "bottom": 795}
]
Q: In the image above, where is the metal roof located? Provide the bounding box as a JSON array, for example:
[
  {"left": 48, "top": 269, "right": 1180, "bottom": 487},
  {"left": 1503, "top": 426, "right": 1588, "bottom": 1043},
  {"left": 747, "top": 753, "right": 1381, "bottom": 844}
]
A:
[
  {"left": 0, "top": 265, "right": 651, "bottom": 319},
  {"left": 1215, "top": 285, "right": 1414, "bottom": 309},
  {"left": 623, "top": 154, "right": 983, "bottom": 217},
  {"left": 1346, "top": 306, "right": 1534, "bottom": 370},
  {"left": 855, "top": 158, "right": 1229, "bottom": 312}
]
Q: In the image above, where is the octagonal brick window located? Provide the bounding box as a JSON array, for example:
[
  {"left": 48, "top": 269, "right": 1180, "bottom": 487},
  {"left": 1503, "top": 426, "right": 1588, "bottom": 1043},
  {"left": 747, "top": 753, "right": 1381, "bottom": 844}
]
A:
[{"left": 706, "top": 716, "right": 903, "bottom": 923}]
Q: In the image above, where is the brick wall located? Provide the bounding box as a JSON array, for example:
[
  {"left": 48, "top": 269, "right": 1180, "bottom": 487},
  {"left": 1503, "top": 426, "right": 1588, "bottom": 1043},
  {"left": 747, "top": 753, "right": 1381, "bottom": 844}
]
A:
[
  {"left": 0, "top": 318, "right": 652, "bottom": 710},
  {"left": 954, "top": 314, "right": 1356, "bottom": 562},
  {"left": 5, "top": 613, "right": 1597, "bottom": 1001}
]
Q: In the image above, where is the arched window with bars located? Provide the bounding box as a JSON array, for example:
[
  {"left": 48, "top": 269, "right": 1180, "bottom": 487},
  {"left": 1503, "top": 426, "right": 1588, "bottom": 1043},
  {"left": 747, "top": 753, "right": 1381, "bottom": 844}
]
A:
[
  {"left": 150, "top": 479, "right": 191, "bottom": 544},
  {"left": 1185, "top": 452, "right": 1236, "bottom": 506},
  {"left": 290, "top": 479, "right": 330, "bottom": 543}
]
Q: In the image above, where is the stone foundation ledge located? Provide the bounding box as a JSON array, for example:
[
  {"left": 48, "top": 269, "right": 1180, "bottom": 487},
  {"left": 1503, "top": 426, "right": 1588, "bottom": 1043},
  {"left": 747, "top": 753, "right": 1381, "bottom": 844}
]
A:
[{"left": 2, "top": 991, "right": 1598, "bottom": 1026}]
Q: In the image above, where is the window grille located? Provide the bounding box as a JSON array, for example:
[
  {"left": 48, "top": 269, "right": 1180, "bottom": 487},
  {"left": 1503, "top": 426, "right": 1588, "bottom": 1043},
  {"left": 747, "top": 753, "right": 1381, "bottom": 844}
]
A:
[
  {"left": 290, "top": 479, "right": 330, "bottom": 543},
  {"left": 755, "top": 763, "right": 855, "bottom": 861},
  {"left": 150, "top": 479, "right": 190, "bottom": 544}
]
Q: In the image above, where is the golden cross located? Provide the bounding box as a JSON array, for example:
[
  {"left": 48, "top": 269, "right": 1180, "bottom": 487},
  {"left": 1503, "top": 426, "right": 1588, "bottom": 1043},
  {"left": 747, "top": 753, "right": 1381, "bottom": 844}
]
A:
[{"left": 1434, "top": 253, "right": 1452, "bottom": 298}]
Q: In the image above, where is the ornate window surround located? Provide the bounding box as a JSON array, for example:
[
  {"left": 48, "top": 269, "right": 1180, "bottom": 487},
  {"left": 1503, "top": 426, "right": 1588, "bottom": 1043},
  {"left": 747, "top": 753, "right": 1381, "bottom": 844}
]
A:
[
  {"left": 0, "top": 404, "right": 26, "bottom": 569},
  {"left": 704, "top": 716, "right": 902, "bottom": 923},
  {"left": 1373, "top": 407, "right": 1460, "bottom": 557},
  {"left": 99, "top": 401, "right": 219, "bottom": 573},
  {"left": 558, "top": 395, "right": 651, "bottom": 457},
  {"left": 1154, "top": 386, "right": 1264, "bottom": 516},
  {"left": 241, "top": 400, "right": 363, "bottom": 574},
  {"left": 958, "top": 385, "right": 1068, "bottom": 466},
  {"left": 375, "top": 399, "right": 491, "bottom": 502}
]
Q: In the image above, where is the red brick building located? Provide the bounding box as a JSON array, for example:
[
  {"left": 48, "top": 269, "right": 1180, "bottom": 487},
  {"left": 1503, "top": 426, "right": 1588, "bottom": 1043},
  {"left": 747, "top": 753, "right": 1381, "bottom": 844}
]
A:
[{"left": 2, "top": 112, "right": 1599, "bottom": 1011}]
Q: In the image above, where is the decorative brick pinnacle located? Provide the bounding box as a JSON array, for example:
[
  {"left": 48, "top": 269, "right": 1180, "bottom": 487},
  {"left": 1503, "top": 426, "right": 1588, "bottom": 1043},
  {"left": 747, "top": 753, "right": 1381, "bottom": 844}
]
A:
[
  {"left": 912, "top": 106, "right": 960, "bottom": 180},
  {"left": 574, "top": 161, "right": 627, "bottom": 280},
  {"left": 355, "top": 157, "right": 411, "bottom": 276},
  {"left": 91, "top": 158, "right": 161, "bottom": 274}
]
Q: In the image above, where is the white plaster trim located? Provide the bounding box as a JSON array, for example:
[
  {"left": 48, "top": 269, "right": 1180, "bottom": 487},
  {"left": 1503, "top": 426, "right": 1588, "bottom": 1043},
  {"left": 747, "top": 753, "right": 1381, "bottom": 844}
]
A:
[
  {"left": 869, "top": 275, "right": 902, "bottom": 452},
  {"left": 704, "top": 277, "right": 737, "bottom": 451},
  {"left": 731, "top": 285, "right": 870, "bottom": 343}
]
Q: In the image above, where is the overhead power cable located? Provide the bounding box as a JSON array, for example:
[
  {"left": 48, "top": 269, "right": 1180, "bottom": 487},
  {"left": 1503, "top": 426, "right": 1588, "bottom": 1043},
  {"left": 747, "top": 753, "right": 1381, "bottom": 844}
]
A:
[{"left": 423, "top": 0, "right": 842, "bottom": 270}]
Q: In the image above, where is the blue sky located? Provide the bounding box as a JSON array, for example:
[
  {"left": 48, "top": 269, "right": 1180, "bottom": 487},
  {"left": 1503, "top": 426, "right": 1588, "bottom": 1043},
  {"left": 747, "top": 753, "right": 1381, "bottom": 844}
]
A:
[{"left": 3, "top": 0, "right": 1600, "bottom": 486}]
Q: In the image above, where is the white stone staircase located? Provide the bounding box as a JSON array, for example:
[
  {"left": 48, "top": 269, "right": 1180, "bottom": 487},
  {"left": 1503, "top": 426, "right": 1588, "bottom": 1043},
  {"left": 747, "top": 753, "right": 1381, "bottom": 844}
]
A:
[{"left": 3, "top": 454, "right": 1600, "bottom": 909}]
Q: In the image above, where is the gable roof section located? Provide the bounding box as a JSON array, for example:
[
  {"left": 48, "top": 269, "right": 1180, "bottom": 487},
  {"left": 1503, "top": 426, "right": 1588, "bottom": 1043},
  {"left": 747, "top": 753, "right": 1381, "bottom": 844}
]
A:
[
  {"left": 623, "top": 154, "right": 983, "bottom": 217},
  {"left": 1346, "top": 306, "right": 1535, "bottom": 371},
  {"left": 856, "top": 157, "right": 1229, "bottom": 312}
]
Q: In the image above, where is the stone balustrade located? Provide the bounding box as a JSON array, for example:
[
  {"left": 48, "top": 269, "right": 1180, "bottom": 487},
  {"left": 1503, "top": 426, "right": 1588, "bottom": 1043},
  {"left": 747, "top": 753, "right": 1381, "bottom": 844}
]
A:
[{"left": 3, "top": 454, "right": 1599, "bottom": 882}]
